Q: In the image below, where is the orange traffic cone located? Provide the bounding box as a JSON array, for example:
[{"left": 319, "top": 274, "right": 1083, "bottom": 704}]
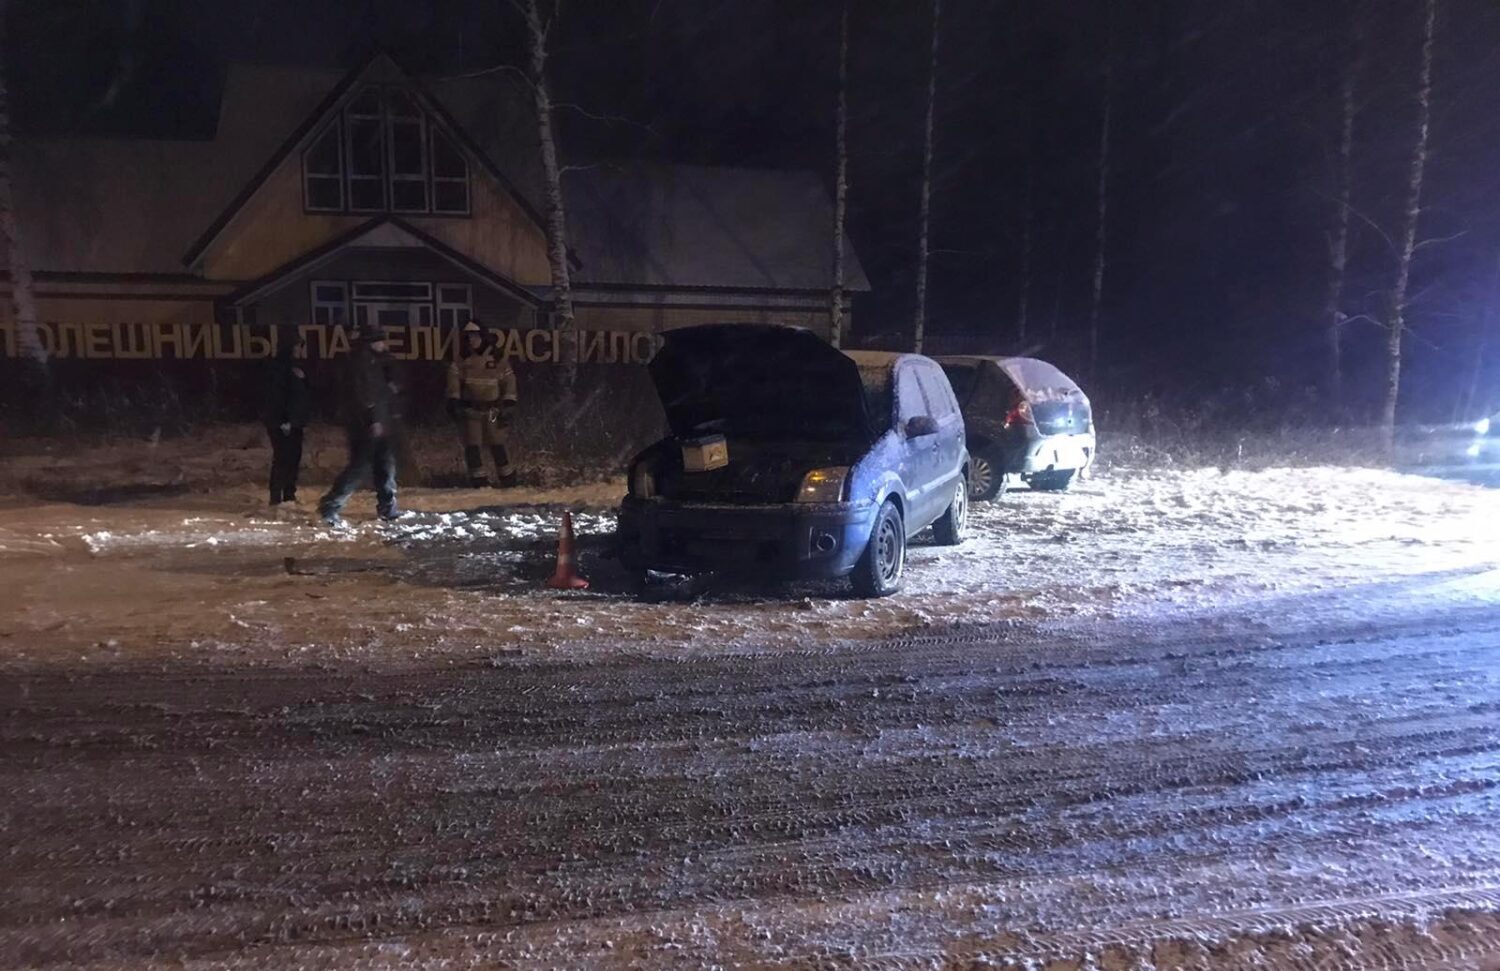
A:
[{"left": 545, "top": 510, "right": 590, "bottom": 590}]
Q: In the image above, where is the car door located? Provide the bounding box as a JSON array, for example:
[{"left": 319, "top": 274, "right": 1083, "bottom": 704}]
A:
[
  {"left": 893, "top": 361, "right": 943, "bottom": 528},
  {"left": 914, "top": 362, "right": 966, "bottom": 512}
]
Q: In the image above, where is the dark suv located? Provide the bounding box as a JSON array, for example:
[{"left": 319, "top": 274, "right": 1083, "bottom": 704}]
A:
[
  {"left": 935, "top": 355, "right": 1096, "bottom": 500},
  {"left": 619, "top": 325, "right": 969, "bottom": 597}
]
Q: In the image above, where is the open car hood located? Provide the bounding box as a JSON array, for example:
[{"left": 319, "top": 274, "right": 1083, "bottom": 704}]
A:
[{"left": 648, "top": 325, "right": 872, "bottom": 442}]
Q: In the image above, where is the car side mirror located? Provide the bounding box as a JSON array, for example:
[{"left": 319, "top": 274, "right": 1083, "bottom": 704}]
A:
[{"left": 905, "top": 415, "right": 940, "bottom": 438}]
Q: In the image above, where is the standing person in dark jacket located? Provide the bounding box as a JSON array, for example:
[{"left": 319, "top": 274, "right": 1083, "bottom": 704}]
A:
[
  {"left": 261, "top": 328, "right": 310, "bottom": 506},
  {"left": 318, "top": 324, "right": 402, "bottom": 527}
]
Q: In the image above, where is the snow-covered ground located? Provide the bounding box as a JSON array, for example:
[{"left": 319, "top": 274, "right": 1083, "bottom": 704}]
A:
[
  {"left": 4, "top": 438, "right": 1500, "bottom": 969},
  {"left": 2, "top": 453, "right": 1497, "bottom": 667}
]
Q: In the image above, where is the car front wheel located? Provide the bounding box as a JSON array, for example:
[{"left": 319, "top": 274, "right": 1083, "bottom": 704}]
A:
[{"left": 851, "top": 500, "right": 905, "bottom": 598}]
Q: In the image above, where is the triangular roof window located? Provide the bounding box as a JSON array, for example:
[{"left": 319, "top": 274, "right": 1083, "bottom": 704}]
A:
[{"left": 303, "top": 84, "right": 470, "bottom": 217}]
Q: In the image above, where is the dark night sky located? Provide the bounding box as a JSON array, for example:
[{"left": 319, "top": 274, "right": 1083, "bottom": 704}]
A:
[{"left": 10, "top": 0, "right": 1500, "bottom": 420}]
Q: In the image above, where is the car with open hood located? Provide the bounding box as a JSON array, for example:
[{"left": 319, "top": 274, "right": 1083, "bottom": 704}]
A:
[
  {"left": 618, "top": 325, "right": 969, "bottom": 597},
  {"left": 935, "top": 355, "right": 1096, "bottom": 500}
]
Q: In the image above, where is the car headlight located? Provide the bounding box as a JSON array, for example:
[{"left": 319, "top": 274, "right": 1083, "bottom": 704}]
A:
[
  {"left": 1476, "top": 417, "right": 1492, "bottom": 436},
  {"left": 630, "top": 460, "right": 656, "bottom": 498},
  {"left": 797, "top": 467, "right": 849, "bottom": 503}
]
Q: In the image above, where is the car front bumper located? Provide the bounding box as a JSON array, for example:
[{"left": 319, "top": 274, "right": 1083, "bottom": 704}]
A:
[{"left": 618, "top": 495, "right": 877, "bottom": 579}]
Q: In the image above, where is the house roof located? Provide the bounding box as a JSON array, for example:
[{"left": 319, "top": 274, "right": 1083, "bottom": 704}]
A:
[
  {"left": 12, "top": 64, "right": 340, "bottom": 276},
  {"left": 180, "top": 56, "right": 550, "bottom": 267},
  {"left": 11, "top": 61, "right": 867, "bottom": 297},
  {"left": 565, "top": 163, "right": 870, "bottom": 293}
]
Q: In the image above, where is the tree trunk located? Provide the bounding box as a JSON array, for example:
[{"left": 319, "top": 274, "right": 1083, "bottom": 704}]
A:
[
  {"left": 521, "top": 0, "right": 575, "bottom": 383},
  {"left": 1088, "top": 60, "right": 1112, "bottom": 382},
  {"left": 1324, "top": 15, "right": 1359, "bottom": 414},
  {"left": 1460, "top": 252, "right": 1498, "bottom": 423},
  {"left": 1048, "top": 265, "right": 1063, "bottom": 341},
  {"left": 1016, "top": 161, "right": 1033, "bottom": 345},
  {"left": 912, "top": 0, "right": 940, "bottom": 354},
  {"left": 0, "top": 0, "right": 44, "bottom": 369},
  {"left": 1382, "top": 0, "right": 1436, "bottom": 448},
  {"left": 829, "top": 1, "right": 850, "bottom": 349}
]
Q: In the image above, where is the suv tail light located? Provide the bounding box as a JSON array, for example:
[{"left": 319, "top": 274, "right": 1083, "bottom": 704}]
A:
[{"left": 1004, "top": 398, "right": 1034, "bottom": 429}]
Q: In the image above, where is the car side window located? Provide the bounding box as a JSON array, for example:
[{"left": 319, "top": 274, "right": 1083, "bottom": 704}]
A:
[
  {"left": 896, "top": 366, "right": 928, "bottom": 422},
  {"left": 916, "top": 364, "right": 957, "bottom": 420}
]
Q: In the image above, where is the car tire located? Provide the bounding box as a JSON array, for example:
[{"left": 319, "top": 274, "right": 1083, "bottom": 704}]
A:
[
  {"left": 932, "top": 476, "right": 968, "bottom": 546},
  {"left": 968, "top": 451, "right": 1008, "bottom": 502},
  {"left": 1029, "top": 469, "right": 1075, "bottom": 492},
  {"left": 851, "top": 500, "right": 905, "bottom": 598}
]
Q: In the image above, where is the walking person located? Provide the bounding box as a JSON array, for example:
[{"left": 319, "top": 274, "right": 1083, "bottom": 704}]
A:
[
  {"left": 318, "top": 323, "right": 402, "bottom": 527},
  {"left": 446, "top": 320, "right": 519, "bottom": 487},
  {"left": 261, "top": 327, "right": 310, "bottom": 507}
]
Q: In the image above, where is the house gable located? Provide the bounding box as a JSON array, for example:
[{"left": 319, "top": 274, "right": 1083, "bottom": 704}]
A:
[
  {"left": 224, "top": 217, "right": 544, "bottom": 309},
  {"left": 189, "top": 55, "right": 551, "bottom": 289}
]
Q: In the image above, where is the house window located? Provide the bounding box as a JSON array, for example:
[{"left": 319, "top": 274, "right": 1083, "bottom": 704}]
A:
[
  {"left": 346, "top": 90, "right": 386, "bottom": 212},
  {"left": 387, "top": 90, "right": 428, "bottom": 212},
  {"left": 304, "top": 124, "right": 343, "bottom": 211},
  {"left": 437, "top": 284, "right": 473, "bottom": 331},
  {"left": 352, "top": 281, "right": 432, "bottom": 302},
  {"left": 301, "top": 85, "right": 471, "bottom": 216},
  {"left": 311, "top": 281, "right": 349, "bottom": 326}
]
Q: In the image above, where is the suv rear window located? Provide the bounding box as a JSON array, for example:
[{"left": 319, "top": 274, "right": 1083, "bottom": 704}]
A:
[{"left": 940, "top": 363, "right": 978, "bottom": 403}]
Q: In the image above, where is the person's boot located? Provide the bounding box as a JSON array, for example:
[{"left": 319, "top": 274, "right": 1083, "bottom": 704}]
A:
[
  {"left": 492, "top": 447, "right": 517, "bottom": 487},
  {"left": 318, "top": 503, "right": 344, "bottom": 528},
  {"left": 464, "top": 446, "right": 488, "bottom": 487}
]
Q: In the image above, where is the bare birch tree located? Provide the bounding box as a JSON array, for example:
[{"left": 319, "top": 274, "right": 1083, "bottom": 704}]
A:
[
  {"left": 1460, "top": 252, "right": 1499, "bottom": 422},
  {"left": 829, "top": 0, "right": 850, "bottom": 348},
  {"left": 1382, "top": 0, "right": 1437, "bottom": 446},
  {"left": 1016, "top": 155, "right": 1033, "bottom": 345},
  {"left": 912, "top": 0, "right": 940, "bottom": 354},
  {"left": 1087, "top": 59, "right": 1112, "bottom": 381},
  {"left": 1323, "top": 11, "right": 1361, "bottom": 412},
  {"left": 516, "top": 0, "right": 575, "bottom": 380},
  {"left": 0, "top": 0, "right": 44, "bottom": 370}
]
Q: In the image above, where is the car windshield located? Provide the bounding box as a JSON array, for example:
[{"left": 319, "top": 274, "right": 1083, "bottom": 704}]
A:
[
  {"left": 999, "top": 358, "right": 1085, "bottom": 403},
  {"left": 858, "top": 365, "right": 893, "bottom": 434}
]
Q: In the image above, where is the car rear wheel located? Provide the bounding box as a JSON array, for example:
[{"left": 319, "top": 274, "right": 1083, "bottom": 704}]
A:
[
  {"left": 851, "top": 500, "right": 905, "bottom": 598},
  {"left": 1029, "top": 469, "right": 1075, "bottom": 492},
  {"left": 968, "top": 451, "right": 1008, "bottom": 502},
  {"left": 932, "top": 476, "right": 968, "bottom": 546}
]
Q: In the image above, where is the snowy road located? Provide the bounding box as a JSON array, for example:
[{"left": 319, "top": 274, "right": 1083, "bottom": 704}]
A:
[
  {"left": 3, "top": 462, "right": 1500, "bottom": 968},
  {"left": 4, "top": 588, "right": 1500, "bottom": 969}
]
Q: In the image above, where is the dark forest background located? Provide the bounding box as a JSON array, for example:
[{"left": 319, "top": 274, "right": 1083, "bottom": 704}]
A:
[{"left": 10, "top": 0, "right": 1500, "bottom": 426}]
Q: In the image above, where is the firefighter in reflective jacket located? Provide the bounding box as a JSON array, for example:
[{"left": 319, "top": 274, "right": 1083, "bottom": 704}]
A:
[{"left": 446, "top": 320, "right": 519, "bottom": 486}]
